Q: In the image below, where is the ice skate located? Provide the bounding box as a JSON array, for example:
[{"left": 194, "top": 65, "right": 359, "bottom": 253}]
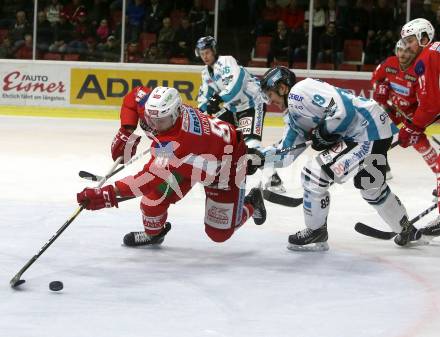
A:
[
  {"left": 419, "top": 215, "right": 440, "bottom": 237},
  {"left": 123, "top": 222, "right": 171, "bottom": 247},
  {"left": 265, "top": 171, "right": 286, "bottom": 193},
  {"left": 394, "top": 217, "right": 422, "bottom": 246},
  {"left": 287, "top": 224, "right": 329, "bottom": 251},
  {"left": 244, "top": 187, "right": 266, "bottom": 225}
]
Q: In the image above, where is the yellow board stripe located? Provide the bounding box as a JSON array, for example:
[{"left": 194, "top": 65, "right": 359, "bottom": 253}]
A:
[{"left": 1, "top": 106, "right": 440, "bottom": 135}]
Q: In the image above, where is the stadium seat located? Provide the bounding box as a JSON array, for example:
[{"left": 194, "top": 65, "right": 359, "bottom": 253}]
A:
[
  {"left": 64, "top": 53, "right": 80, "bottom": 61},
  {"left": 338, "top": 63, "right": 358, "bottom": 71},
  {"left": 271, "top": 59, "right": 289, "bottom": 67},
  {"left": 139, "top": 32, "right": 157, "bottom": 51},
  {"left": 315, "top": 63, "right": 335, "bottom": 70},
  {"left": 361, "top": 64, "right": 378, "bottom": 72},
  {"left": 202, "top": 0, "right": 215, "bottom": 12},
  {"left": 292, "top": 62, "right": 307, "bottom": 69},
  {"left": 343, "top": 39, "right": 364, "bottom": 65},
  {"left": 250, "top": 36, "right": 272, "bottom": 62},
  {"left": 247, "top": 60, "right": 267, "bottom": 67},
  {"left": 169, "top": 57, "right": 190, "bottom": 64},
  {"left": 43, "top": 52, "right": 62, "bottom": 60}
]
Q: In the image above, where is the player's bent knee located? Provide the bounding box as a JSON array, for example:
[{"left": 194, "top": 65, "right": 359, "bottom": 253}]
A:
[{"left": 205, "top": 226, "right": 234, "bottom": 242}]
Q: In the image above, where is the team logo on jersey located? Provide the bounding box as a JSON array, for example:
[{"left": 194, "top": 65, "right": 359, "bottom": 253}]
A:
[
  {"left": 135, "top": 89, "right": 150, "bottom": 105},
  {"left": 187, "top": 107, "right": 202, "bottom": 135},
  {"left": 385, "top": 67, "right": 398, "bottom": 74},
  {"left": 222, "top": 75, "right": 233, "bottom": 86},
  {"left": 390, "top": 82, "right": 410, "bottom": 96},
  {"left": 415, "top": 60, "right": 425, "bottom": 75},
  {"left": 205, "top": 199, "right": 233, "bottom": 228},
  {"left": 430, "top": 42, "right": 440, "bottom": 50},
  {"left": 324, "top": 98, "right": 337, "bottom": 117},
  {"left": 254, "top": 105, "right": 264, "bottom": 136},
  {"left": 404, "top": 74, "right": 417, "bottom": 82},
  {"left": 182, "top": 111, "right": 189, "bottom": 131},
  {"left": 288, "top": 93, "right": 304, "bottom": 102},
  {"left": 239, "top": 117, "right": 252, "bottom": 135}
]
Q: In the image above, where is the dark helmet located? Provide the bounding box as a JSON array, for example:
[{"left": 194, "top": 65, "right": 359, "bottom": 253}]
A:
[
  {"left": 260, "top": 66, "right": 296, "bottom": 93},
  {"left": 195, "top": 36, "right": 216, "bottom": 57}
]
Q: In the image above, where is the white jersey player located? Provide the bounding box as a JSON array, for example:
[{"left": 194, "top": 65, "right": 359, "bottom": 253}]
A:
[
  {"left": 251, "top": 66, "right": 419, "bottom": 250},
  {"left": 195, "top": 36, "right": 285, "bottom": 192}
]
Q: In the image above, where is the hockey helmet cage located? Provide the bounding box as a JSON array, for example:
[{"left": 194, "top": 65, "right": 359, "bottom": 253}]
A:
[{"left": 195, "top": 36, "right": 216, "bottom": 57}]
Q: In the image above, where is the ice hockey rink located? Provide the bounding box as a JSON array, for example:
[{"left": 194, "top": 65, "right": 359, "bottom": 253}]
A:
[{"left": 1, "top": 115, "right": 440, "bottom": 337}]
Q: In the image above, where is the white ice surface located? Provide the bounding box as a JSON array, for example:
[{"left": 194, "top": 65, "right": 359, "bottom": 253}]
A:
[{"left": 1, "top": 116, "right": 440, "bottom": 337}]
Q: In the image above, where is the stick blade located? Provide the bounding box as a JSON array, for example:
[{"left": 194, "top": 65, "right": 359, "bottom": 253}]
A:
[
  {"left": 354, "top": 222, "right": 396, "bottom": 240},
  {"left": 262, "top": 189, "right": 303, "bottom": 207},
  {"left": 10, "top": 278, "right": 26, "bottom": 288},
  {"left": 78, "top": 170, "right": 98, "bottom": 181}
]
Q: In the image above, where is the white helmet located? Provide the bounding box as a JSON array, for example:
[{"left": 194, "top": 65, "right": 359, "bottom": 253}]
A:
[
  {"left": 394, "top": 39, "right": 407, "bottom": 55},
  {"left": 401, "top": 18, "right": 435, "bottom": 46},
  {"left": 144, "top": 86, "right": 182, "bottom": 133}
]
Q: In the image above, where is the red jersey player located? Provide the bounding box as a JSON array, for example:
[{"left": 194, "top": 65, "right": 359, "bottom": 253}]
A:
[
  {"left": 110, "top": 85, "right": 152, "bottom": 163},
  {"left": 399, "top": 18, "right": 440, "bottom": 238},
  {"left": 371, "top": 39, "right": 437, "bottom": 173},
  {"left": 77, "top": 87, "right": 266, "bottom": 246}
]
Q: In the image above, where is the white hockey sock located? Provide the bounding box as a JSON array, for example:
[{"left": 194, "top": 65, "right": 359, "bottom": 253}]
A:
[{"left": 361, "top": 185, "right": 408, "bottom": 233}]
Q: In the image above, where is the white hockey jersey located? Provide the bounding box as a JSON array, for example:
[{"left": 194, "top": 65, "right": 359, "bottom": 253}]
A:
[
  {"left": 197, "top": 55, "right": 262, "bottom": 113},
  {"left": 265, "top": 78, "right": 399, "bottom": 166}
]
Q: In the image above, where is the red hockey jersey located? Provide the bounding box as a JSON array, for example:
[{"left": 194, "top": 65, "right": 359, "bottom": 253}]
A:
[
  {"left": 115, "top": 104, "right": 244, "bottom": 198},
  {"left": 119, "top": 86, "right": 153, "bottom": 128},
  {"left": 371, "top": 55, "right": 419, "bottom": 121},
  {"left": 412, "top": 42, "right": 440, "bottom": 128}
]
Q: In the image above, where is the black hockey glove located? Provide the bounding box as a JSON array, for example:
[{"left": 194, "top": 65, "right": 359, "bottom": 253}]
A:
[
  {"left": 206, "top": 94, "right": 223, "bottom": 115},
  {"left": 310, "top": 122, "right": 341, "bottom": 151},
  {"left": 246, "top": 147, "right": 265, "bottom": 175}
]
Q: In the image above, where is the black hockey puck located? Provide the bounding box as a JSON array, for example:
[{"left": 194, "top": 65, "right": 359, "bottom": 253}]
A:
[{"left": 49, "top": 281, "right": 63, "bottom": 291}]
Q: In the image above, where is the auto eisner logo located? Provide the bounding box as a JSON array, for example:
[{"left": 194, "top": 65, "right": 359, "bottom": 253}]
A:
[{"left": 2, "top": 71, "right": 65, "bottom": 93}]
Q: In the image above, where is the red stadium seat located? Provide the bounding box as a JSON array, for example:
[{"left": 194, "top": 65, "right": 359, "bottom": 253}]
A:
[
  {"left": 64, "top": 53, "right": 80, "bottom": 61},
  {"left": 247, "top": 60, "right": 267, "bottom": 67},
  {"left": 202, "top": 0, "right": 215, "bottom": 12},
  {"left": 292, "top": 62, "right": 307, "bottom": 69},
  {"left": 43, "top": 52, "right": 62, "bottom": 60},
  {"left": 169, "top": 57, "right": 190, "bottom": 64},
  {"left": 271, "top": 59, "right": 289, "bottom": 67},
  {"left": 343, "top": 39, "right": 364, "bottom": 65},
  {"left": 315, "top": 63, "right": 335, "bottom": 70},
  {"left": 250, "top": 36, "right": 272, "bottom": 62},
  {"left": 338, "top": 63, "right": 358, "bottom": 71},
  {"left": 361, "top": 64, "right": 378, "bottom": 72},
  {"left": 139, "top": 32, "right": 157, "bottom": 51}
]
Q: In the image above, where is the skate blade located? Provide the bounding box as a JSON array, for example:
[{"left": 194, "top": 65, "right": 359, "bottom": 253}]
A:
[
  {"left": 121, "top": 243, "right": 164, "bottom": 249},
  {"left": 287, "top": 242, "right": 329, "bottom": 252}
]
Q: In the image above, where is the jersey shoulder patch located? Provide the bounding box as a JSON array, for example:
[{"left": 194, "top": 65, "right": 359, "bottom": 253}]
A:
[
  {"left": 415, "top": 59, "right": 425, "bottom": 75},
  {"left": 181, "top": 106, "right": 202, "bottom": 135}
]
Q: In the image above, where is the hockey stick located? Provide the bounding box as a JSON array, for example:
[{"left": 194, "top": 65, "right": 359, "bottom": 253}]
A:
[
  {"left": 262, "top": 189, "right": 303, "bottom": 207},
  {"left": 354, "top": 203, "right": 437, "bottom": 240},
  {"left": 262, "top": 140, "right": 399, "bottom": 208},
  {"left": 79, "top": 148, "right": 151, "bottom": 182},
  {"left": 10, "top": 158, "right": 123, "bottom": 289},
  {"left": 257, "top": 142, "right": 312, "bottom": 207}
]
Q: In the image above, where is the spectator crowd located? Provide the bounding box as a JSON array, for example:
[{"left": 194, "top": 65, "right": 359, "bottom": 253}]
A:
[{"left": 0, "top": 0, "right": 439, "bottom": 71}]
